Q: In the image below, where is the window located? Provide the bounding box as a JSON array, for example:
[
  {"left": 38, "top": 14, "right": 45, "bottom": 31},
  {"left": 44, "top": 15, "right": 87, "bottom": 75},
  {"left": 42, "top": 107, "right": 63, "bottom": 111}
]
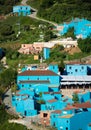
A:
[
  {"left": 82, "top": 66, "right": 84, "bottom": 69},
  {"left": 53, "top": 66, "right": 55, "bottom": 69},
  {"left": 47, "top": 78, "right": 49, "bottom": 80},
  {"left": 53, "top": 115, "right": 55, "bottom": 118},
  {"left": 53, "top": 122, "right": 55, "bottom": 126},
  {"left": 69, "top": 66, "right": 72, "bottom": 69},
  {"left": 66, "top": 127, "right": 68, "bottom": 130},
  {"left": 22, "top": 85, "right": 24, "bottom": 87},
  {"left": 43, "top": 113, "right": 48, "bottom": 117},
  {"left": 75, "top": 69, "right": 78, "bottom": 72}
]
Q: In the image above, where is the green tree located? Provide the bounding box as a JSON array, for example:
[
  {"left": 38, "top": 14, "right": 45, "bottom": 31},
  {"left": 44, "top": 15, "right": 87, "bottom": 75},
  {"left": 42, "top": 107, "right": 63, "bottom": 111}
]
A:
[
  {"left": 72, "top": 93, "right": 79, "bottom": 103},
  {"left": 1, "top": 24, "right": 14, "bottom": 36},
  {"left": 44, "top": 30, "right": 54, "bottom": 42},
  {"left": 78, "top": 37, "right": 91, "bottom": 53},
  {"left": 39, "top": 92, "right": 43, "bottom": 98},
  {"left": 0, "top": 68, "right": 17, "bottom": 88},
  {"left": 63, "top": 27, "right": 76, "bottom": 39}
]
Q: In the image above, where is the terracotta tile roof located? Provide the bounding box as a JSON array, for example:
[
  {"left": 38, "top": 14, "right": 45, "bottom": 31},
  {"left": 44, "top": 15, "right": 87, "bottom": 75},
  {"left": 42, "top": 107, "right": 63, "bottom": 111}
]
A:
[
  {"left": 60, "top": 114, "right": 73, "bottom": 118},
  {"left": 73, "top": 101, "right": 91, "bottom": 108},
  {"left": 64, "top": 101, "right": 91, "bottom": 110},
  {"left": 73, "top": 89, "right": 80, "bottom": 94},
  {"left": 66, "top": 61, "right": 84, "bottom": 65},
  {"left": 47, "top": 99, "right": 57, "bottom": 103},
  {"left": 44, "top": 92, "right": 50, "bottom": 94},
  {"left": 19, "top": 80, "right": 50, "bottom": 84},
  {"left": 64, "top": 105, "right": 77, "bottom": 111},
  {"left": 18, "top": 70, "right": 58, "bottom": 76},
  {"left": 52, "top": 110, "right": 62, "bottom": 114}
]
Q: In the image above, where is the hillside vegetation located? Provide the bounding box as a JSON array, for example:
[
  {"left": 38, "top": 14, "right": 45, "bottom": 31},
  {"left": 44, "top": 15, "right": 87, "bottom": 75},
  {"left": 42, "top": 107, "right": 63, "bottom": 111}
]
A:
[
  {"left": 29, "top": 0, "right": 91, "bottom": 23},
  {"left": 0, "top": 0, "right": 21, "bottom": 15}
]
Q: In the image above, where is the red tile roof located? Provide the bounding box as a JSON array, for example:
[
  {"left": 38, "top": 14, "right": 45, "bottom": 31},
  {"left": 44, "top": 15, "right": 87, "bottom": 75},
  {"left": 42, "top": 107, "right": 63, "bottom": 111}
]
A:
[
  {"left": 18, "top": 70, "right": 58, "bottom": 76},
  {"left": 64, "top": 101, "right": 91, "bottom": 110},
  {"left": 44, "top": 92, "right": 50, "bottom": 94},
  {"left": 73, "top": 101, "right": 91, "bottom": 108},
  {"left": 66, "top": 62, "right": 83, "bottom": 65},
  {"left": 47, "top": 99, "right": 57, "bottom": 103},
  {"left": 52, "top": 110, "right": 62, "bottom": 114},
  {"left": 64, "top": 105, "right": 77, "bottom": 111}
]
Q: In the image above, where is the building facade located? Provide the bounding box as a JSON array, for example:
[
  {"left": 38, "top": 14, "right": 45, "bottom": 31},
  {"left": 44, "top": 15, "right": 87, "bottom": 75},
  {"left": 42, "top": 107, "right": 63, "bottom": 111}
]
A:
[{"left": 13, "top": 6, "right": 31, "bottom": 16}]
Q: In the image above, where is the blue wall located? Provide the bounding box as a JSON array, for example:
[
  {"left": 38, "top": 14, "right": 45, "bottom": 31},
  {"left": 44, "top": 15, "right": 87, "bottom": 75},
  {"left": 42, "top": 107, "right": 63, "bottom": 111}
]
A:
[
  {"left": 13, "top": 6, "right": 31, "bottom": 16},
  {"left": 57, "top": 111, "right": 91, "bottom": 130},
  {"left": 50, "top": 112, "right": 62, "bottom": 128},
  {"left": 70, "top": 112, "right": 91, "bottom": 130},
  {"left": 49, "top": 64, "right": 59, "bottom": 74},
  {"left": 57, "top": 116, "right": 70, "bottom": 130},
  {"left": 43, "top": 47, "right": 50, "bottom": 59},
  {"left": 88, "top": 124, "right": 91, "bottom": 130},
  {"left": 17, "top": 75, "right": 60, "bottom": 90},
  {"left": 65, "top": 64, "right": 87, "bottom": 75}
]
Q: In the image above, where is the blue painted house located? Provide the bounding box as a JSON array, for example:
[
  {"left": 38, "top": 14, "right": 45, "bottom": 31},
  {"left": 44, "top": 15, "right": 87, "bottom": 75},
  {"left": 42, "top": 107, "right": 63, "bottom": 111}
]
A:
[
  {"left": 12, "top": 93, "right": 37, "bottom": 116},
  {"left": 64, "top": 63, "right": 87, "bottom": 76},
  {"left": 17, "top": 69, "right": 60, "bottom": 92},
  {"left": 13, "top": 5, "right": 31, "bottom": 16},
  {"left": 12, "top": 65, "right": 61, "bottom": 116},
  {"left": 60, "top": 18, "right": 91, "bottom": 39},
  {"left": 50, "top": 110, "right": 62, "bottom": 128}
]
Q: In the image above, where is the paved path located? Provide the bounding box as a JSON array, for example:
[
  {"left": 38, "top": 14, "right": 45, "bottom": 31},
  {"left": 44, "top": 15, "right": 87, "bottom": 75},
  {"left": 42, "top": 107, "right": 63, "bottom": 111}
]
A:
[
  {"left": 3, "top": 89, "right": 19, "bottom": 116},
  {"left": 21, "top": 0, "right": 58, "bottom": 26},
  {"left": 3, "top": 89, "right": 49, "bottom": 130},
  {"left": 61, "top": 88, "right": 91, "bottom": 98}
]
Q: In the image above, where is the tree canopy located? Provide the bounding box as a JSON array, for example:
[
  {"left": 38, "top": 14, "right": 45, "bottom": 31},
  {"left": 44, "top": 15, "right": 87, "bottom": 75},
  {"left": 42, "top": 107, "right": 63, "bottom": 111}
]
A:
[
  {"left": 0, "top": 68, "right": 17, "bottom": 88},
  {"left": 37, "top": 0, "right": 91, "bottom": 23},
  {"left": 78, "top": 37, "right": 91, "bottom": 53},
  {"left": 72, "top": 93, "right": 79, "bottom": 103}
]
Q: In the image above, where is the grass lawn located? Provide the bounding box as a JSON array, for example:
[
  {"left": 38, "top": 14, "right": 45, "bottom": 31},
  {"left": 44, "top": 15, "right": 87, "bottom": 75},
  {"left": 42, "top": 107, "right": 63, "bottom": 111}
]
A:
[{"left": 7, "top": 54, "right": 40, "bottom": 68}]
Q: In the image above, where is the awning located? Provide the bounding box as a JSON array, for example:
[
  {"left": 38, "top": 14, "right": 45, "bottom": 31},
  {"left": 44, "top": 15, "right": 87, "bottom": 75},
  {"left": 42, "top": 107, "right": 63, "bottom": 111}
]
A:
[{"left": 60, "top": 75, "right": 91, "bottom": 85}]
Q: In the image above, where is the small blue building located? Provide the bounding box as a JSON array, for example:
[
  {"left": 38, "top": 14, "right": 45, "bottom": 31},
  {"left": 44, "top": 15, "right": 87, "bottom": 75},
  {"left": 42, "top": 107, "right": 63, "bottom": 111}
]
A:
[
  {"left": 64, "top": 63, "right": 87, "bottom": 76},
  {"left": 17, "top": 69, "right": 60, "bottom": 91},
  {"left": 60, "top": 18, "right": 91, "bottom": 39},
  {"left": 13, "top": 5, "right": 31, "bottom": 16},
  {"left": 43, "top": 47, "right": 50, "bottom": 60},
  {"left": 12, "top": 93, "right": 37, "bottom": 116}
]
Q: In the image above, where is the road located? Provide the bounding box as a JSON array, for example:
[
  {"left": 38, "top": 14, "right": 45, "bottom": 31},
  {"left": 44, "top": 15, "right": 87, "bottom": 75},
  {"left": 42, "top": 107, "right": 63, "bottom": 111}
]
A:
[
  {"left": 3, "top": 89, "right": 19, "bottom": 116},
  {"left": 21, "top": 0, "right": 58, "bottom": 26}
]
